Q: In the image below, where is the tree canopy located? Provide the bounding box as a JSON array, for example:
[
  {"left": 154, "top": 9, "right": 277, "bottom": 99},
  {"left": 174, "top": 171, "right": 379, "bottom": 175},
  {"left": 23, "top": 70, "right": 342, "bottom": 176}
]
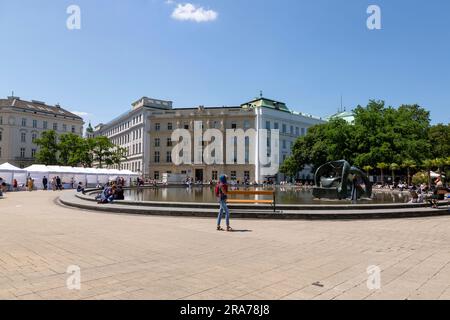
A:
[
  {"left": 281, "top": 100, "right": 449, "bottom": 179},
  {"left": 35, "top": 131, "right": 127, "bottom": 168}
]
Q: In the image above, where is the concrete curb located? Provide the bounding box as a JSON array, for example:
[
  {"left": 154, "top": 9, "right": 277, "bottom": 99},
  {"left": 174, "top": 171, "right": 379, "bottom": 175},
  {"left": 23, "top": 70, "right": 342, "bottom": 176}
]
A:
[{"left": 60, "top": 192, "right": 450, "bottom": 221}]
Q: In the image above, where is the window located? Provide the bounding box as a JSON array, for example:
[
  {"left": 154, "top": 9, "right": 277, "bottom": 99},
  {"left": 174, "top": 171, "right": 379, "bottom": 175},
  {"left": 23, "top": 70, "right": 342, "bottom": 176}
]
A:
[
  {"left": 32, "top": 133, "right": 37, "bottom": 143},
  {"left": 290, "top": 126, "right": 294, "bottom": 135},
  {"left": 0, "top": 131, "right": 2, "bottom": 142},
  {"left": 22, "top": 118, "right": 27, "bottom": 127},
  {"left": 296, "top": 127, "right": 300, "bottom": 136},
  {"left": 154, "top": 151, "right": 160, "bottom": 163},
  {"left": 231, "top": 122, "right": 237, "bottom": 129},
  {"left": 282, "top": 124, "right": 287, "bottom": 133},
  {"left": 43, "top": 121, "right": 48, "bottom": 129},
  {"left": 155, "top": 123, "right": 161, "bottom": 131},
  {"left": 20, "top": 148, "right": 25, "bottom": 158},
  {"left": 244, "top": 171, "right": 250, "bottom": 181},
  {"left": 0, "top": 116, "right": 2, "bottom": 125},
  {"left": 166, "top": 151, "right": 172, "bottom": 163},
  {"left": 244, "top": 120, "right": 250, "bottom": 129},
  {"left": 31, "top": 149, "right": 36, "bottom": 158},
  {"left": 283, "top": 140, "right": 287, "bottom": 149},
  {"left": 212, "top": 171, "right": 218, "bottom": 181},
  {"left": 168, "top": 123, "right": 173, "bottom": 131},
  {"left": 33, "top": 120, "right": 37, "bottom": 128},
  {"left": 154, "top": 171, "right": 160, "bottom": 180},
  {"left": 53, "top": 123, "right": 58, "bottom": 131},
  {"left": 184, "top": 124, "right": 189, "bottom": 130},
  {"left": 21, "top": 132, "right": 26, "bottom": 143},
  {"left": 301, "top": 128, "right": 306, "bottom": 136},
  {"left": 231, "top": 171, "right": 237, "bottom": 181},
  {"left": 274, "top": 122, "right": 279, "bottom": 130},
  {"left": 266, "top": 121, "right": 271, "bottom": 130},
  {"left": 72, "top": 125, "right": 76, "bottom": 133},
  {"left": 155, "top": 138, "right": 160, "bottom": 147},
  {"left": 167, "top": 138, "right": 172, "bottom": 147},
  {"left": 62, "top": 124, "right": 67, "bottom": 132}
]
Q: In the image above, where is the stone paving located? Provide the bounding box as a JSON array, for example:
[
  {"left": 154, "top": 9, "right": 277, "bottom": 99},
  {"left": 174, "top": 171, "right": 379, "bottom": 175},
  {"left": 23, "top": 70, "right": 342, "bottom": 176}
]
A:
[{"left": 1, "top": 190, "right": 450, "bottom": 300}]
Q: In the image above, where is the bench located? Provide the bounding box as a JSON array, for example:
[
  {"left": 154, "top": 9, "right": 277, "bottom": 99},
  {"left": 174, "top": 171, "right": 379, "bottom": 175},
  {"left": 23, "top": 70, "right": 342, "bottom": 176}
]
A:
[{"left": 227, "top": 190, "right": 276, "bottom": 212}]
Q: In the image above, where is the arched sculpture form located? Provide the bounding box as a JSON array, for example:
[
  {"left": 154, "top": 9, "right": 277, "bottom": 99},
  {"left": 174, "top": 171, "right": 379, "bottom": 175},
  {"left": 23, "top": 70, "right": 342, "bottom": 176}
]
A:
[{"left": 313, "top": 160, "right": 372, "bottom": 200}]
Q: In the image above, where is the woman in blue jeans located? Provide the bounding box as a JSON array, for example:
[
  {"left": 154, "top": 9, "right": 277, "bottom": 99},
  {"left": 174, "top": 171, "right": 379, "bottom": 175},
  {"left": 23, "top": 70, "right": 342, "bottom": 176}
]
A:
[{"left": 216, "top": 175, "right": 232, "bottom": 232}]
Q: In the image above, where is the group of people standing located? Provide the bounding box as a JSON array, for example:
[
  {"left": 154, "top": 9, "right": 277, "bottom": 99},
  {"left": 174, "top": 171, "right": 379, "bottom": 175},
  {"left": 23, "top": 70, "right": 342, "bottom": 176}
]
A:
[{"left": 38, "top": 176, "right": 63, "bottom": 191}]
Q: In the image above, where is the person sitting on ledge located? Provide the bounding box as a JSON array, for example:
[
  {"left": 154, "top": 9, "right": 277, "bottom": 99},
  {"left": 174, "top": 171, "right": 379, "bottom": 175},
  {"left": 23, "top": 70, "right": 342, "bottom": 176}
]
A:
[
  {"left": 429, "top": 177, "right": 448, "bottom": 209},
  {"left": 76, "top": 182, "right": 85, "bottom": 194},
  {"left": 97, "top": 185, "right": 115, "bottom": 204},
  {"left": 409, "top": 191, "right": 419, "bottom": 204},
  {"left": 114, "top": 185, "right": 125, "bottom": 201}
]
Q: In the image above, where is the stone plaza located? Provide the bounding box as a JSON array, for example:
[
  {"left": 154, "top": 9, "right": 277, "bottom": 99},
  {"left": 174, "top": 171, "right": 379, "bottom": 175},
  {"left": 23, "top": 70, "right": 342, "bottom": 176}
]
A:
[{"left": 1, "top": 190, "right": 450, "bottom": 300}]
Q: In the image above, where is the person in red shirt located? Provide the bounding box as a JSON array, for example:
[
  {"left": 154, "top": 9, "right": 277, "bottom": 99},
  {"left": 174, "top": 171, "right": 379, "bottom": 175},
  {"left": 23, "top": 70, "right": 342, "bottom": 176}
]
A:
[{"left": 215, "top": 175, "right": 232, "bottom": 232}]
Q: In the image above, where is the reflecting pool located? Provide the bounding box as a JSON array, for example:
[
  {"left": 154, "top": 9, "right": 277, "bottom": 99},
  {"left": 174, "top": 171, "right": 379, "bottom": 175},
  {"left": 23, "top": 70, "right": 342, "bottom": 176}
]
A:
[{"left": 124, "top": 186, "right": 411, "bottom": 205}]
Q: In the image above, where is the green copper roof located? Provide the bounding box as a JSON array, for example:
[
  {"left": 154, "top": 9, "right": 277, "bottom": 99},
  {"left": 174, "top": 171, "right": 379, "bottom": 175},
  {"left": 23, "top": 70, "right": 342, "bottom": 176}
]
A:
[
  {"left": 241, "top": 97, "right": 290, "bottom": 112},
  {"left": 327, "top": 111, "right": 355, "bottom": 123}
]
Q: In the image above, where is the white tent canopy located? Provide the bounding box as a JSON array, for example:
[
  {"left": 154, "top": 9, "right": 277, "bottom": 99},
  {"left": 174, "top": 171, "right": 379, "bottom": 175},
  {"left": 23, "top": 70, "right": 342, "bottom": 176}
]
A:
[
  {"left": 22, "top": 164, "right": 139, "bottom": 188},
  {"left": 0, "top": 163, "right": 28, "bottom": 186}
]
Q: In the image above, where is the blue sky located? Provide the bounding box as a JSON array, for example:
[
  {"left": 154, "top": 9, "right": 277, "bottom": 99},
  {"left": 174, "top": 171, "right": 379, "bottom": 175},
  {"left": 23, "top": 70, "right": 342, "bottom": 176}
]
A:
[{"left": 0, "top": 0, "right": 449, "bottom": 125}]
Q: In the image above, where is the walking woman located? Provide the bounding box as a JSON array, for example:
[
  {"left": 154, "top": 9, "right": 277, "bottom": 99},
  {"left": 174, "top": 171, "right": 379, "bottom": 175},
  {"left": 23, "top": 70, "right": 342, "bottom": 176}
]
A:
[{"left": 215, "top": 175, "right": 232, "bottom": 232}]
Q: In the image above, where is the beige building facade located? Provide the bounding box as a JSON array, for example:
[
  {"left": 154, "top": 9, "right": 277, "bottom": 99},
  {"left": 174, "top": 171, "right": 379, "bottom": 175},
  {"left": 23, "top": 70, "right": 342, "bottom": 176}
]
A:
[
  {"left": 148, "top": 105, "right": 257, "bottom": 183},
  {"left": 94, "top": 96, "right": 326, "bottom": 183},
  {"left": 0, "top": 96, "right": 84, "bottom": 168}
]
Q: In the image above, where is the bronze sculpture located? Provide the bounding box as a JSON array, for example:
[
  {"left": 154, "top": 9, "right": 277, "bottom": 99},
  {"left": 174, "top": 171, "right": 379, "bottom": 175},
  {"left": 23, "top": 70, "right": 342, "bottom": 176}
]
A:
[{"left": 313, "top": 160, "right": 372, "bottom": 201}]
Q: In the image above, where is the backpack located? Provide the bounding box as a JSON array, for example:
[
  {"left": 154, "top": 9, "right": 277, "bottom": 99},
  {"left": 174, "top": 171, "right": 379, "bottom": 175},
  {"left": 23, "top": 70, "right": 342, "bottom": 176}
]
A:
[{"left": 215, "top": 183, "right": 221, "bottom": 198}]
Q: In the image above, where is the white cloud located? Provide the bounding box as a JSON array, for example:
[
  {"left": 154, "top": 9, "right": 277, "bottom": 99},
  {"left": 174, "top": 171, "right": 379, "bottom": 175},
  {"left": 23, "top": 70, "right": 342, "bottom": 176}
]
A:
[{"left": 171, "top": 3, "right": 218, "bottom": 23}]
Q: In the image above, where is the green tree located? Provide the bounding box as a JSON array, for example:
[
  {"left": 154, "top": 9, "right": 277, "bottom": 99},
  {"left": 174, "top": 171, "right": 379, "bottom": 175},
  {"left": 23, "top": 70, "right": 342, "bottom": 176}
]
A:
[
  {"left": 90, "top": 136, "right": 127, "bottom": 168},
  {"left": 34, "top": 131, "right": 59, "bottom": 165},
  {"left": 288, "top": 100, "right": 435, "bottom": 179},
  {"left": 352, "top": 101, "right": 431, "bottom": 167},
  {"left": 429, "top": 124, "right": 450, "bottom": 159},
  {"left": 280, "top": 156, "right": 300, "bottom": 180},
  {"left": 402, "top": 160, "right": 416, "bottom": 186},
  {"left": 376, "top": 162, "right": 389, "bottom": 184},
  {"left": 390, "top": 163, "right": 400, "bottom": 183},
  {"left": 58, "top": 133, "right": 86, "bottom": 166},
  {"left": 363, "top": 165, "right": 373, "bottom": 177},
  {"left": 422, "top": 159, "right": 434, "bottom": 189},
  {"left": 106, "top": 146, "right": 128, "bottom": 168},
  {"left": 287, "top": 118, "right": 354, "bottom": 173},
  {"left": 412, "top": 171, "right": 428, "bottom": 186}
]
